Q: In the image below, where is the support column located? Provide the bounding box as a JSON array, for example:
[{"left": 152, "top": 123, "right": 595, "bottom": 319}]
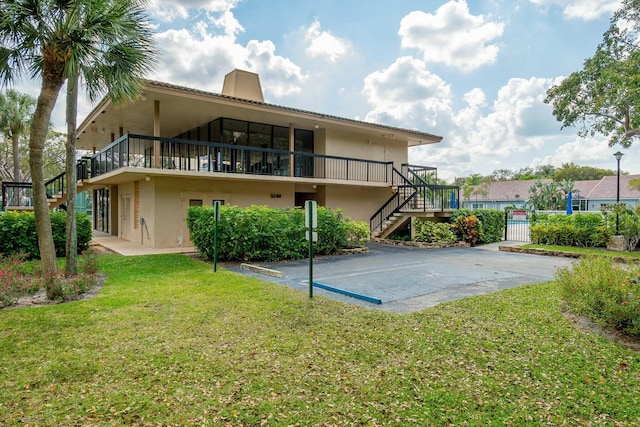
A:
[
  {"left": 154, "top": 100, "right": 161, "bottom": 168},
  {"left": 289, "top": 123, "right": 295, "bottom": 177}
]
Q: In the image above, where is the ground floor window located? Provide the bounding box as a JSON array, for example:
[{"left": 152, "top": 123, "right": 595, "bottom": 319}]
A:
[{"left": 95, "top": 188, "right": 110, "bottom": 233}]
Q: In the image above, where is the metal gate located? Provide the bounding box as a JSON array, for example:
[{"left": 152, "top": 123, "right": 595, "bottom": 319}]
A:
[{"left": 504, "top": 208, "right": 532, "bottom": 242}]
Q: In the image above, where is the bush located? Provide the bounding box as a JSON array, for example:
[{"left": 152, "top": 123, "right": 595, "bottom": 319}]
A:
[
  {"left": 414, "top": 219, "right": 457, "bottom": 243},
  {"left": 0, "top": 254, "right": 33, "bottom": 307},
  {"left": 44, "top": 271, "right": 97, "bottom": 301},
  {"left": 556, "top": 257, "right": 640, "bottom": 338},
  {"left": 0, "top": 211, "right": 92, "bottom": 258},
  {"left": 0, "top": 252, "right": 98, "bottom": 306},
  {"left": 530, "top": 213, "right": 610, "bottom": 247},
  {"left": 344, "top": 219, "right": 370, "bottom": 248},
  {"left": 450, "top": 209, "right": 504, "bottom": 244},
  {"left": 604, "top": 205, "right": 640, "bottom": 251},
  {"left": 187, "top": 205, "right": 370, "bottom": 262},
  {"left": 453, "top": 215, "right": 481, "bottom": 246}
]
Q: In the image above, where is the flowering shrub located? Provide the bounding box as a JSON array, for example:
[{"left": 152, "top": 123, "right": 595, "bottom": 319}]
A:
[
  {"left": 450, "top": 209, "right": 504, "bottom": 244},
  {"left": 0, "top": 252, "right": 98, "bottom": 307},
  {"left": 44, "top": 272, "right": 96, "bottom": 301},
  {"left": 555, "top": 256, "right": 640, "bottom": 338},
  {"left": 453, "top": 215, "right": 481, "bottom": 246}
]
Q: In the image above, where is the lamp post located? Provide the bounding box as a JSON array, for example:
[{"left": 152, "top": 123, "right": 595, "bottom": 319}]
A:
[{"left": 613, "top": 151, "right": 624, "bottom": 235}]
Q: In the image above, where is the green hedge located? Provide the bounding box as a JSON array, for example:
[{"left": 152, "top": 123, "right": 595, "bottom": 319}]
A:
[
  {"left": 450, "top": 209, "right": 505, "bottom": 244},
  {"left": 187, "top": 205, "right": 370, "bottom": 262},
  {"left": 413, "top": 219, "right": 457, "bottom": 243},
  {"left": 530, "top": 212, "right": 610, "bottom": 247},
  {"left": 0, "top": 211, "right": 92, "bottom": 258}
]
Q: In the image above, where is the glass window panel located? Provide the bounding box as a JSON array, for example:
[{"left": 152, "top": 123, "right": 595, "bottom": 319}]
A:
[
  {"left": 273, "top": 126, "right": 289, "bottom": 151},
  {"left": 222, "top": 119, "right": 248, "bottom": 145},
  {"left": 249, "top": 122, "right": 272, "bottom": 148},
  {"left": 294, "top": 129, "right": 314, "bottom": 153},
  {"left": 210, "top": 119, "right": 221, "bottom": 143},
  {"left": 198, "top": 124, "right": 209, "bottom": 142}
]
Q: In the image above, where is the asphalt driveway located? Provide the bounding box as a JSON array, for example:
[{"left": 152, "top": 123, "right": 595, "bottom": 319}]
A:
[{"left": 227, "top": 242, "right": 575, "bottom": 313}]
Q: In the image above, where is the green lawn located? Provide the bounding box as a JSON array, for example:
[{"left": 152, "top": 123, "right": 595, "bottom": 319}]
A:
[{"left": 1, "top": 254, "right": 639, "bottom": 426}]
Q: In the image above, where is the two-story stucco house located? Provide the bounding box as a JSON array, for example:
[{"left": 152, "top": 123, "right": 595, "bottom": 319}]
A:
[{"left": 3, "top": 69, "right": 458, "bottom": 250}]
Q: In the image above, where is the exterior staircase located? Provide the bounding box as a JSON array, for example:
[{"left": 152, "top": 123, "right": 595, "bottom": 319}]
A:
[
  {"left": 369, "top": 164, "right": 459, "bottom": 239},
  {"left": 1, "top": 159, "right": 90, "bottom": 212}
]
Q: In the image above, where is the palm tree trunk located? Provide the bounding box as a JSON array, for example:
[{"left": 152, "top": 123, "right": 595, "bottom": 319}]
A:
[
  {"left": 12, "top": 133, "right": 20, "bottom": 182},
  {"left": 11, "top": 133, "right": 20, "bottom": 205},
  {"left": 65, "top": 75, "right": 78, "bottom": 276},
  {"left": 29, "top": 75, "right": 64, "bottom": 292}
]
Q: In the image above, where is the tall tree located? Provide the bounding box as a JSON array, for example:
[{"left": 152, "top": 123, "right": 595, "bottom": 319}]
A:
[
  {"left": 62, "top": 1, "right": 156, "bottom": 276},
  {"left": 461, "top": 174, "right": 490, "bottom": 202},
  {"left": 0, "top": 89, "right": 36, "bottom": 182},
  {"left": 553, "top": 162, "right": 618, "bottom": 181},
  {"left": 0, "top": 0, "right": 155, "bottom": 291},
  {"left": 527, "top": 180, "right": 575, "bottom": 210},
  {"left": 545, "top": 0, "right": 640, "bottom": 148},
  {"left": 0, "top": 128, "right": 65, "bottom": 181}
]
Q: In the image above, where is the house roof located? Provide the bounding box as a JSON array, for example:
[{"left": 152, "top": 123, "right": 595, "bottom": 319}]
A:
[
  {"left": 472, "top": 175, "right": 640, "bottom": 202},
  {"left": 76, "top": 78, "right": 443, "bottom": 151},
  {"left": 584, "top": 174, "right": 640, "bottom": 199}
]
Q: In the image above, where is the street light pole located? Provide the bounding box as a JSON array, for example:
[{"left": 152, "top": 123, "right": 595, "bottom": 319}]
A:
[{"left": 613, "top": 151, "right": 624, "bottom": 235}]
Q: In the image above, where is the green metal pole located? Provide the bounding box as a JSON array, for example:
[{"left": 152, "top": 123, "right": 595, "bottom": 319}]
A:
[
  {"left": 308, "top": 206, "right": 313, "bottom": 299},
  {"left": 214, "top": 219, "right": 218, "bottom": 273},
  {"left": 214, "top": 201, "right": 220, "bottom": 273}
]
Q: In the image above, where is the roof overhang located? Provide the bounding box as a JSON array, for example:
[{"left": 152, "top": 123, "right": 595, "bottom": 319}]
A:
[{"left": 77, "top": 80, "right": 442, "bottom": 151}]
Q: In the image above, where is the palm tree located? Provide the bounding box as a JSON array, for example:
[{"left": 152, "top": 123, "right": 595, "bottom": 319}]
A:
[
  {"left": 0, "top": 89, "right": 36, "bottom": 182},
  {"left": 0, "top": 0, "right": 156, "bottom": 291}
]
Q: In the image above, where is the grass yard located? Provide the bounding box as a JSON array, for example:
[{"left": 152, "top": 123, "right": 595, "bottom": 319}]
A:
[{"left": 1, "top": 253, "right": 639, "bottom": 426}]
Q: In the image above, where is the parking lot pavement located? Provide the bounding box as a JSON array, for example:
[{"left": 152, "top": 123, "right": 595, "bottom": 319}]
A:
[{"left": 227, "top": 242, "right": 576, "bottom": 313}]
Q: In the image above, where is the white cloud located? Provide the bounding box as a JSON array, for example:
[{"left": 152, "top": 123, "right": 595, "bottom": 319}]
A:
[
  {"left": 152, "top": 28, "right": 244, "bottom": 92},
  {"left": 398, "top": 1, "right": 505, "bottom": 72},
  {"left": 148, "top": 0, "right": 241, "bottom": 21},
  {"left": 533, "top": 136, "right": 614, "bottom": 168},
  {"left": 304, "top": 20, "right": 351, "bottom": 63},
  {"left": 442, "top": 76, "right": 559, "bottom": 165},
  {"left": 362, "top": 56, "right": 453, "bottom": 128},
  {"left": 362, "top": 66, "right": 566, "bottom": 181},
  {"left": 152, "top": 28, "right": 305, "bottom": 98},
  {"left": 529, "top": 0, "right": 621, "bottom": 20},
  {"left": 245, "top": 40, "right": 306, "bottom": 97}
]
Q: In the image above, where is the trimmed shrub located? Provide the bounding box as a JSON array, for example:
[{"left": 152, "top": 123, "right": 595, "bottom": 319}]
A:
[
  {"left": 453, "top": 215, "right": 481, "bottom": 246},
  {"left": 556, "top": 256, "right": 640, "bottom": 338},
  {"left": 450, "top": 209, "right": 504, "bottom": 244},
  {"left": 187, "top": 205, "right": 370, "bottom": 262},
  {"left": 0, "top": 211, "right": 92, "bottom": 258},
  {"left": 530, "top": 213, "right": 610, "bottom": 247},
  {"left": 414, "top": 219, "right": 457, "bottom": 243}
]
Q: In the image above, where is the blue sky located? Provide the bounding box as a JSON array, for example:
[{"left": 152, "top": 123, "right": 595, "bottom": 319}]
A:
[{"left": 16, "top": 0, "right": 638, "bottom": 181}]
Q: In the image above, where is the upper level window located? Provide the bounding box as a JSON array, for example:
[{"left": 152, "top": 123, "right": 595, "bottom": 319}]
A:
[
  {"left": 175, "top": 118, "right": 313, "bottom": 153},
  {"left": 222, "top": 119, "right": 248, "bottom": 145},
  {"left": 295, "top": 129, "right": 313, "bottom": 153}
]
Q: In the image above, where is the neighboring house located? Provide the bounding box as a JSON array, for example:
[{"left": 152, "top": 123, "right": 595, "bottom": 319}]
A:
[
  {"left": 2, "top": 69, "right": 458, "bottom": 249},
  {"left": 461, "top": 175, "right": 640, "bottom": 211}
]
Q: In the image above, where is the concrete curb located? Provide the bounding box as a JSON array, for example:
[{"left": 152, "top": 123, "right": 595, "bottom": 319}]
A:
[
  {"left": 499, "top": 245, "right": 639, "bottom": 263},
  {"left": 240, "top": 263, "right": 285, "bottom": 278},
  {"left": 498, "top": 246, "right": 581, "bottom": 258}
]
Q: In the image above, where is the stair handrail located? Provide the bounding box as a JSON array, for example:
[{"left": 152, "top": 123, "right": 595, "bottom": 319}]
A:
[
  {"left": 402, "top": 164, "right": 460, "bottom": 211},
  {"left": 369, "top": 167, "right": 419, "bottom": 233}
]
